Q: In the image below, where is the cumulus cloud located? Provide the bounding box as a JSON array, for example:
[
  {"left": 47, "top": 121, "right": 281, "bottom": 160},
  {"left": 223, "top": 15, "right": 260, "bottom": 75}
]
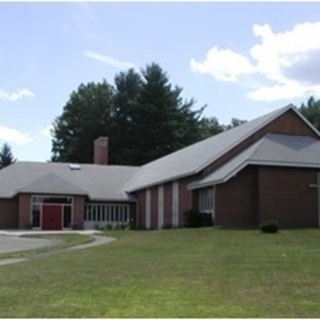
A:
[
  {"left": 191, "top": 48, "right": 256, "bottom": 82},
  {"left": 0, "top": 88, "right": 34, "bottom": 101},
  {"left": 191, "top": 21, "right": 320, "bottom": 101},
  {"left": 84, "top": 51, "right": 136, "bottom": 70},
  {"left": 0, "top": 125, "right": 32, "bottom": 145}
]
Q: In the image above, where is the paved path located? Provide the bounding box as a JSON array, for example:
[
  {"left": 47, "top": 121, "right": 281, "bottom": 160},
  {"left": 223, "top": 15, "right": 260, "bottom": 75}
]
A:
[{"left": 0, "top": 230, "right": 116, "bottom": 267}]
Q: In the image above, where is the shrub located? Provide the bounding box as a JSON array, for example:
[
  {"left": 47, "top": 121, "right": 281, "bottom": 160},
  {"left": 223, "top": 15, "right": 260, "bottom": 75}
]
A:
[
  {"left": 184, "top": 209, "right": 213, "bottom": 228},
  {"left": 260, "top": 219, "right": 280, "bottom": 233}
]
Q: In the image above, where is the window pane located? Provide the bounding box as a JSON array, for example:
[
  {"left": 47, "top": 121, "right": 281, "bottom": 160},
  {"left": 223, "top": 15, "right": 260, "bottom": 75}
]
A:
[
  {"left": 63, "top": 206, "right": 72, "bottom": 228},
  {"left": 32, "top": 205, "right": 40, "bottom": 228}
]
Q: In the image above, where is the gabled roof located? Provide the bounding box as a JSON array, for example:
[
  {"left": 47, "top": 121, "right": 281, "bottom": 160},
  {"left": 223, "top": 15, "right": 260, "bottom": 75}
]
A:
[
  {"left": 19, "top": 173, "right": 87, "bottom": 195},
  {"left": 0, "top": 162, "right": 139, "bottom": 201},
  {"left": 125, "top": 105, "right": 319, "bottom": 192},
  {"left": 189, "top": 133, "right": 320, "bottom": 189}
]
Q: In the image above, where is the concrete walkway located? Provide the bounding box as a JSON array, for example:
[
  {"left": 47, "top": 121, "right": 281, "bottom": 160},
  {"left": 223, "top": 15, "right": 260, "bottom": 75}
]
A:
[{"left": 0, "top": 230, "right": 116, "bottom": 267}]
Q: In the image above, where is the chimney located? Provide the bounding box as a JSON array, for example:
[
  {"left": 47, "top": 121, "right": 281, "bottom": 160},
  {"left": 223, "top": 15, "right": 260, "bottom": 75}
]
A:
[{"left": 94, "top": 137, "right": 109, "bottom": 165}]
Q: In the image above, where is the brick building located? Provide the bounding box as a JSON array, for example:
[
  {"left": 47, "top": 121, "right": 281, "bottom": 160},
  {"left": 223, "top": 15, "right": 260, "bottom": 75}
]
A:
[{"left": 1, "top": 105, "right": 320, "bottom": 230}]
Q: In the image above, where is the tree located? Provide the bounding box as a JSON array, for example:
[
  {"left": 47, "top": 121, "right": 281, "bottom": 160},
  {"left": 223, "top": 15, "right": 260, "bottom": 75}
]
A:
[
  {"left": 299, "top": 96, "right": 320, "bottom": 131},
  {"left": 223, "top": 118, "right": 247, "bottom": 130},
  {"left": 51, "top": 63, "right": 213, "bottom": 165},
  {"left": 126, "top": 63, "right": 206, "bottom": 165},
  {"left": 198, "top": 116, "right": 224, "bottom": 139},
  {"left": 0, "top": 143, "right": 16, "bottom": 169},
  {"left": 51, "top": 81, "right": 115, "bottom": 163}
]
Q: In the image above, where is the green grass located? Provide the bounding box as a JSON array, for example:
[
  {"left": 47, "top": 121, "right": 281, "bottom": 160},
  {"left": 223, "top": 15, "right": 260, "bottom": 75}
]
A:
[
  {"left": 0, "top": 228, "right": 319, "bottom": 318},
  {"left": 0, "top": 233, "right": 93, "bottom": 259}
]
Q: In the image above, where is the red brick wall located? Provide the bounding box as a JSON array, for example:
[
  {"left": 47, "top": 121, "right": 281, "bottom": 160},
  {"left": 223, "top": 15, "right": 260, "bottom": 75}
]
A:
[
  {"left": 164, "top": 182, "right": 172, "bottom": 227},
  {"left": 150, "top": 187, "right": 158, "bottom": 229},
  {"left": 18, "top": 194, "right": 31, "bottom": 229},
  {"left": 259, "top": 167, "right": 318, "bottom": 228},
  {"left": 94, "top": 137, "right": 109, "bottom": 165},
  {"left": 178, "top": 177, "right": 194, "bottom": 226},
  {"left": 0, "top": 198, "right": 18, "bottom": 228},
  {"left": 73, "top": 196, "right": 85, "bottom": 229},
  {"left": 215, "top": 166, "right": 259, "bottom": 227},
  {"left": 136, "top": 190, "right": 146, "bottom": 228}
]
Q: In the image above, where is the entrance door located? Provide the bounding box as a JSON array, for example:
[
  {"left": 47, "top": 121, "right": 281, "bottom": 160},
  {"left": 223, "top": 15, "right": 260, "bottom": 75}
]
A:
[{"left": 42, "top": 205, "right": 62, "bottom": 230}]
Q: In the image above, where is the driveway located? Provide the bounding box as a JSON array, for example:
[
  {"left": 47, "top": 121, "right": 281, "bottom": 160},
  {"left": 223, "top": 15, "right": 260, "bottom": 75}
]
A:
[
  {"left": 0, "top": 234, "right": 58, "bottom": 255},
  {"left": 0, "top": 230, "right": 115, "bottom": 266}
]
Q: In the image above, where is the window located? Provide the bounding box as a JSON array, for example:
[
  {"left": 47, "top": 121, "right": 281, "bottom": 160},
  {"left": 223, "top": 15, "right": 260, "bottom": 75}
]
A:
[
  {"left": 63, "top": 206, "right": 72, "bottom": 228},
  {"left": 199, "top": 188, "right": 213, "bottom": 214},
  {"left": 32, "top": 204, "right": 41, "bottom": 228},
  {"left": 84, "top": 203, "right": 130, "bottom": 223}
]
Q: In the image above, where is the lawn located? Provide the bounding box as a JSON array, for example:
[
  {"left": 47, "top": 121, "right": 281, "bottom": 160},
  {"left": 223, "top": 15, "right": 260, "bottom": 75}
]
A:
[{"left": 0, "top": 228, "right": 319, "bottom": 318}]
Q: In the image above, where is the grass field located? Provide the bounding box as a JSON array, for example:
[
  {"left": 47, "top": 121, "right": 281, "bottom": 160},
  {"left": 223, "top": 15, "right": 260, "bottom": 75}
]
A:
[{"left": 0, "top": 228, "right": 319, "bottom": 318}]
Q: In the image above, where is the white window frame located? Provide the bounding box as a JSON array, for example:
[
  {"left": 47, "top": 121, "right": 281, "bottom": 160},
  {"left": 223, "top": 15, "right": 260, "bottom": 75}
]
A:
[{"left": 30, "top": 195, "right": 74, "bottom": 230}]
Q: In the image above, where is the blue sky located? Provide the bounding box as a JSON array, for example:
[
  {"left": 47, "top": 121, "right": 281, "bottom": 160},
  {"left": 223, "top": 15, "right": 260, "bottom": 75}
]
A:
[{"left": 1, "top": 2, "right": 320, "bottom": 162}]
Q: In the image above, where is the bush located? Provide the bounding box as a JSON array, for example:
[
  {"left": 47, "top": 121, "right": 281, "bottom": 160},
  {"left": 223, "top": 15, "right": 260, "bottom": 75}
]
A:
[
  {"left": 260, "top": 219, "right": 280, "bottom": 233},
  {"left": 184, "top": 209, "right": 213, "bottom": 228}
]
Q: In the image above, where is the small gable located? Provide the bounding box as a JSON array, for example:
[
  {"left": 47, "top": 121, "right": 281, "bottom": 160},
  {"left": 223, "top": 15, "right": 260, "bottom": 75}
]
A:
[{"left": 19, "top": 173, "right": 87, "bottom": 196}]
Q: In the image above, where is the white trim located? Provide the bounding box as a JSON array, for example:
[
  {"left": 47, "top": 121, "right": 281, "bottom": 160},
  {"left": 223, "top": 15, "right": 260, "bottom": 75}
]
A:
[
  {"left": 189, "top": 159, "right": 320, "bottom": 190},
  {"left": 84, "top": 203, "right": 130, "bottom": 229},
  {"left": 145, "top": 189, "right": 151, "bottom": 229},
  {"left": 172, "top": 181, "right": 179, "bottom": 227},
  {"left": 158, "top": 185, "right": 164, "bottom": 229},
  {"left": 30, "top": 195, "right": 73, "bottom": 230},
  {"left": 199, "top": 187, "right": 213, "bottom": 214}
]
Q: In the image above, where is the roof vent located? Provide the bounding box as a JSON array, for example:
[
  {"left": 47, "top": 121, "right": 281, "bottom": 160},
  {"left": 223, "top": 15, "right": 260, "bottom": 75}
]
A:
[{"left": 69, "top": 163, "right": 81, "bottom": 170}]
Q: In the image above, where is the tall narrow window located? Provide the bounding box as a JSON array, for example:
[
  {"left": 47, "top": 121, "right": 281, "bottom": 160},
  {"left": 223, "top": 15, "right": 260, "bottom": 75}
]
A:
[
  {"left": 63, "top": 206, "right": 72, "bottom": 228},
  {"left": 32, "top": 205, "right": 41, "bottom": 228},
  {"left": 199, "top": 188, "right": 213, "bottom": 214}
]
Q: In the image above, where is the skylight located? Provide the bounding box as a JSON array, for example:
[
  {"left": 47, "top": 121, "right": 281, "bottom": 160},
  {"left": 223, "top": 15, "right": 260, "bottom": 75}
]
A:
[{"left": 69, "top": 163, "right": 81, "bottom": 170}]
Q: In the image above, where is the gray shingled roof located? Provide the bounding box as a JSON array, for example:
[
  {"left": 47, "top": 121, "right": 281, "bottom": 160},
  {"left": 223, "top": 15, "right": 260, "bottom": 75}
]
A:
[
  {"left": 0, "top": 162, "right": 139, "bottom": 201},
  {"left": 125, "top": 105, "right": 318, "bottom": 192},
  {"left": 189, "top": 133, "right": 320, "bottom": 189}
]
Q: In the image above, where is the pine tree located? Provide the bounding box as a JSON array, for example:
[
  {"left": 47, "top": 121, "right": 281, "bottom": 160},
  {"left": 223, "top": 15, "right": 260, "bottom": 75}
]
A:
[{"left": 0, "top": 143, "right": 16, "bottom": 169}]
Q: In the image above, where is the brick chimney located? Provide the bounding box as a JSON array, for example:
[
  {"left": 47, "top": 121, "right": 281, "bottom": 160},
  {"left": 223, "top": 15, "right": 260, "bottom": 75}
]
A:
[{"left": 94, "top": 137, "right": 109, "bottom": 165}]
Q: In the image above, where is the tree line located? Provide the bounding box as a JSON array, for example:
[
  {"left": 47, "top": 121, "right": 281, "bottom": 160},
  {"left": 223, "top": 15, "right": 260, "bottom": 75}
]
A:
[
  {"left": 51, "top": 63, "right": 247, "bottom": 166},
  {"left": 2, "top": 62, "right": 320, "bottom": 168}
]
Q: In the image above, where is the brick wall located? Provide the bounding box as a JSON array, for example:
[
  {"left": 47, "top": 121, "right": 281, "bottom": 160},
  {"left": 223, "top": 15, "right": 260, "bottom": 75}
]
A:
[
  {"left": 0, "top": 198, "right": 18, "bottom": 229},
  {"left": 178, "top": 177, "right": 194, "bottom": 226},
  {"left": 163, "top": 182, "right": 172, "bottom": 227},
  {"left": 215, "top": 166, "right": 259, "bottom": 227},
  {"left": 73, "top": 196, "right": 85, "bottom": 229},
  {"left": 18, "top": 194, "right": 31, "bottom": 228},
  {"left": 136, "top": 190, "right": 146, "bottom": 228},
  {"left": 150, "top": 186, "right": 158, "bottom": 229},
  {"left": 259, "top": 167, "right": 318, "bottom": 228}
]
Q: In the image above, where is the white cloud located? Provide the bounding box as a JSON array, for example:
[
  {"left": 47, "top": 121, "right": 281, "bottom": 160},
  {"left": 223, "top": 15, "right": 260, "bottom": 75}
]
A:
[
  {"left": 84, "top": 51, "right": 136, "bottom": 70},
  {"left": 0, "top": 88, "right": 34, "bottom": 101},
  {"left": 191, "top": 21, "right": 320, "bottom": 102},
  {"left": 190, "top": 47, "right": 256, "bottom": 82},
  {"left": 0, "top": 125, "right": 32, "bottom": 146}
]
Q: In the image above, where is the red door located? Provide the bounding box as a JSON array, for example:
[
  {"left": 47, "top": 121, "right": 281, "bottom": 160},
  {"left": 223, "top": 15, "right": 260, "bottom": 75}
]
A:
[{"left": 42, "top": 205, "right": 62, "bottom": 230}]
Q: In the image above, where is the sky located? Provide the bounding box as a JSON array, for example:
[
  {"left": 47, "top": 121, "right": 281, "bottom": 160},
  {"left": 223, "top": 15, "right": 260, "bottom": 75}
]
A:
[{"left": 1, "top": 2, "right": 320, "bottom": 162}]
